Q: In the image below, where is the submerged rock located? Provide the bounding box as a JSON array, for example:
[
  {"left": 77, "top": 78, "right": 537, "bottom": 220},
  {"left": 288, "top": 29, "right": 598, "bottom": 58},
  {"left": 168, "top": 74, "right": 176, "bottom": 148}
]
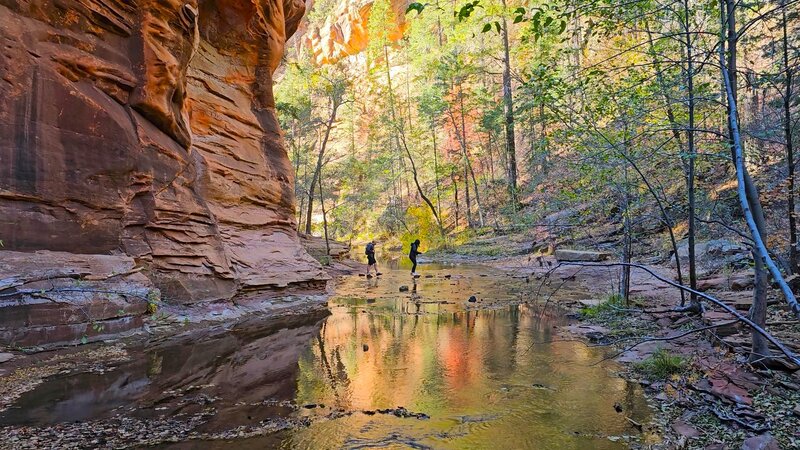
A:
[{"left": 375, "top": 407, "right": 429, "bottom": 420}]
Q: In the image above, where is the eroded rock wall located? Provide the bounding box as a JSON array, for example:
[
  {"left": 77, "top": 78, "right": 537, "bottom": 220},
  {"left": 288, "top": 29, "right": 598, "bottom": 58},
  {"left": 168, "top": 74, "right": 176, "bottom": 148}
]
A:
[
  {"left": 0, "top": 0, "right": 326, "bottom": 308},
  {"left": 301, "top": 0, "right": 409, "bottom": 65}
]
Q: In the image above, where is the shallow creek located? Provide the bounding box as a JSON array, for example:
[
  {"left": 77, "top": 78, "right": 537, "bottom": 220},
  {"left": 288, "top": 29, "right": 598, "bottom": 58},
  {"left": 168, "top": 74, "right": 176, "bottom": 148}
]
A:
[{"left": 0, "top": 263, "right": 652, "bottom": 449}]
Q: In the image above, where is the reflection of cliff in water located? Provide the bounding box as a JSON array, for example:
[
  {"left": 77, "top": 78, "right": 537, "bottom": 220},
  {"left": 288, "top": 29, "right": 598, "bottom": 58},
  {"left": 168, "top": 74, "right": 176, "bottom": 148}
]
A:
[{"left": 0, "top": 310, "right": 329, "bottom": 430}]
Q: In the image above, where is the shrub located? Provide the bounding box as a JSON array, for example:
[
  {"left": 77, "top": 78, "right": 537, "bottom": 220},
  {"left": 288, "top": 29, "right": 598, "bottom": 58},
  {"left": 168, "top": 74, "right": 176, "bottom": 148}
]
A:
[
  {"left": 580, "top": 293, "right": 624, "bottom": 318},
  {"left": 634, "top": 348, "right": 687, "bottom": 379}
]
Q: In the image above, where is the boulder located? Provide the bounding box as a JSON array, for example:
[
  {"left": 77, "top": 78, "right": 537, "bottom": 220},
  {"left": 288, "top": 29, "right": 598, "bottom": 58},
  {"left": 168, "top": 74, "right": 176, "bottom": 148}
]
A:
[
  {"left": 554, "top": 249, "right": 611, "bottom": 262},
  {"left": 676, "top": 240, "right": 751, "bottom": 276},
  {"left": 300, "top": 234, "right": 351, "bottom": 260}
]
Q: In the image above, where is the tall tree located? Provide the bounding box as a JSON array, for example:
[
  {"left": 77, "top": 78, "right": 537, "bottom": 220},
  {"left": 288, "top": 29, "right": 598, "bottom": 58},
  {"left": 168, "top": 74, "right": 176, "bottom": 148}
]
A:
[
  {"left": 501, "top": 0, "right": 519, "bottom": 208},
  {"left": 305, "top": 75, "right": 347, "bottom": 235}
]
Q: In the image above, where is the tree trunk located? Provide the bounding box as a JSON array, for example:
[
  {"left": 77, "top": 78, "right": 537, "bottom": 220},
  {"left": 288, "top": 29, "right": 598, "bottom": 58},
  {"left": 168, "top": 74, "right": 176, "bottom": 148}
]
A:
[
  {"left": 539, "top": 103, "right": 548, "bottom": 174},
  {"left": 452, "top": 170, "right": 460, "bottom": 229},
  {"left": 781, "top": 1, "right": 797, "bottom": 273},
  {"left": 468, "top": 159, "right": 485, "bottom": 227},
  {"left": 384, "top": 45, "right": 443, "bottom": 231},
  {"left": 720, "top": 13, "right": 800, "bottom": 367},
  {"left": 720, "top": 0, "right": 767, "bottom": 358},
  {"left": 298, "top": 194, "right": 305, "bottom": 232},
  {"left": 621, "top": 125, "right": 632, "bottom": 305},
  {"left": 432, "top": 120, "right": 442, "bottom": 220},
  {"left": 304, "top": 99, "right": 340, "bottom": 235},
  {"left": 684, "top": 0, "right": 700, "bottom": 312},
  {"left": 645, "top": 23, "right": 686, "bottom": 158},
  {"left": 501, "top": 0, "right": 518, "bottom": 208},
  {"left": 644, "top": 21, "right": 687, "bottom": 306},
  {"left": 464, "top": 164, "right": 473, "bottom": 227},
  {"left": 619, "top": 152, "right": 686, "bottom": 307},
  {"left": 487, "top": 131, "right": 497, "bottom": 183},
  {"left": 452, "top": 84, "right": 484, "bottom": 227},
  {"left": 318, "top": 163, "right": 331, "bottom": 257}
]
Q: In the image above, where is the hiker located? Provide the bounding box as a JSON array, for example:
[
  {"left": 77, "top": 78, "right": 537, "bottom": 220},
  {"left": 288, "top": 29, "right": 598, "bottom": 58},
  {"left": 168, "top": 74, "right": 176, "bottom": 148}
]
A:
[
  {"left": 365, "top": 240, "right": 381, "bottom": 277},
  {"left": 409, "top": 239, "right": 423, "bottom": 277}
]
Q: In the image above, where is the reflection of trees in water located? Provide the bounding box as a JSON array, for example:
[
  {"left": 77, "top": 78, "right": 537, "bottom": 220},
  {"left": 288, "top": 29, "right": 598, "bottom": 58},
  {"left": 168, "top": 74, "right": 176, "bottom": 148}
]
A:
[
  {"left": 286, "top": 272, "right": 655, "bottom": 447},
  {"left": 314, "top": 320, "right": 352, "bottom": 410},
  {"left": 297, "top": 299, "right": 650, "bottom": 434}
]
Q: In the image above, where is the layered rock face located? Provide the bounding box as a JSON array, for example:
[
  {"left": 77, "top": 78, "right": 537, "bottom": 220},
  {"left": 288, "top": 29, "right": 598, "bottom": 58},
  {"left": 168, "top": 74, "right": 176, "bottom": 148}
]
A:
[
  {"left": 0, "top": 0, "right": 326, "bottom": 324},
  {"left": 302, "top": 0, "right": 409, "bottom": 65}
]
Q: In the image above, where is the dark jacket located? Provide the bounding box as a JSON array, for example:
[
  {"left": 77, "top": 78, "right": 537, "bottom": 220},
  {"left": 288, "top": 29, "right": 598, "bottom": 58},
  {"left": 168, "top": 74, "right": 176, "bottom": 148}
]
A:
[
  {"left": 409, "top": 242, "right": 421, "bottom": 259},
  {"left": 365, "top": 242, "right": 375, "bottom": 255}
]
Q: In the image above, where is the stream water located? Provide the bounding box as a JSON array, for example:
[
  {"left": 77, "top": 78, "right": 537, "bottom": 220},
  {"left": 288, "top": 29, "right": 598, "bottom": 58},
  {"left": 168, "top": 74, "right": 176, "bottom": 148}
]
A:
[{"left": 0, "top": 262, "right": 652, "bottom": 449}]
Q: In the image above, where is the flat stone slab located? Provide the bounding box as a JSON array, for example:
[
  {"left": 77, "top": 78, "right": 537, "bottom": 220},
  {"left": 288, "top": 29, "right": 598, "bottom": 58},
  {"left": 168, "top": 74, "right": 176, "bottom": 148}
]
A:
[
  {"left": 554, "top": 249, "right": 611, "bottom": 262},
  {"left": 0, "top": 353, "right": 14, "bottom": 363}
]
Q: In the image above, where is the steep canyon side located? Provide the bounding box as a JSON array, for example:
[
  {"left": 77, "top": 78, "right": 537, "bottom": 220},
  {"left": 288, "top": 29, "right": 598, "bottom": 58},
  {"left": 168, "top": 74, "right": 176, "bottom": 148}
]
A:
[
  {"left": 0, "top": 0, "right": 326, "bottom": 344},
  {"left": 300, "top": 0, "right": 409, "bottom": 65}
]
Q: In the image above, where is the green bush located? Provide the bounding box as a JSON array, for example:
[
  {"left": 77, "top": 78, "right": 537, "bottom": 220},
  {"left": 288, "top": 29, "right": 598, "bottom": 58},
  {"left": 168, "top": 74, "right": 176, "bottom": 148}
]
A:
[
  {"left": 580, "top": 293, "right": 624, "bottom": 318},
  {"left": 634, "top": 348, "right": 687, "bottom": 379}
]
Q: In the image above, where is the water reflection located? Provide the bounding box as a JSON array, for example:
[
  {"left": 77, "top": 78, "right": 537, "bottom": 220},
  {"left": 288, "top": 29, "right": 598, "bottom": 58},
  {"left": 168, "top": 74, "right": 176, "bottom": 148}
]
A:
[
  {"left": 277, "top": 266, "right": 650, "bottom": 449},
  {"left": 0, "top": 311, "right": 329, "bottom": 431},
  {"left": 0, "top": 265, "right": 650, "bottom": 449}
]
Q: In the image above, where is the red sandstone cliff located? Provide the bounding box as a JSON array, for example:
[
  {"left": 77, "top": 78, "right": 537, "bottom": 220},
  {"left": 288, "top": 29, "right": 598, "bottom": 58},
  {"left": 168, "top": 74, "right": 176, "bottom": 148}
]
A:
[
  {"left": 301, "top": 0, "right": 409, "bottom": 65},
  {"left": 0, "top": 0, "right": 328, "bottom": 344}
]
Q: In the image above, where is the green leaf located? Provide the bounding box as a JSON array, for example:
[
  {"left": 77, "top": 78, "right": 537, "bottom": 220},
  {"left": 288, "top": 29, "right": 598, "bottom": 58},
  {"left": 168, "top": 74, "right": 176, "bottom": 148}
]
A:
[
  {"left": 558, "top": 20, "right": 567, "bottom": 34},
  {"left": 514, "top": 7, "right": 525, "bottom": 14},
  {"left": 513, "top": 15, "right": 524, "bottom": 23},
  {"left": 482, "top": 22, "right": 492, "bottom": 33},
  {"left": 494, "top": 21, "right": 501, "bottom": 33},
  {"left": 544, "top": 16, "right": 553, "bottom": 28},
  {"left": 406, "top": 2, "right": 425, "bottom": 15}
]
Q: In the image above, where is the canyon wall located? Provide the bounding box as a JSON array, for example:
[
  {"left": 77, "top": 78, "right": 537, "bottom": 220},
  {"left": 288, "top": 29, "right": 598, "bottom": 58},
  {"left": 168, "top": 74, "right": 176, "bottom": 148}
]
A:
[
  {"left": 0, "top": 0, "right": 328, "bottom": 344},
  {"left": 301, "top": 0, "right": 409, "bottom": 65}
]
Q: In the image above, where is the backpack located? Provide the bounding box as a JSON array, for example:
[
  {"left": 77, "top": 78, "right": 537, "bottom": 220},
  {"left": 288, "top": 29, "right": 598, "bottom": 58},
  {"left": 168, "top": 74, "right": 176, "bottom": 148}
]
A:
[{"left": 365, "top": 242, "right": 374, "bottom": 254}]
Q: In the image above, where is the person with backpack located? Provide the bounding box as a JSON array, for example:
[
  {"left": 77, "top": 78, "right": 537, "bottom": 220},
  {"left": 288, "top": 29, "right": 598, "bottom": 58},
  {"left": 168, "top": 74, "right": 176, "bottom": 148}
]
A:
[
  {"left": 365, "top": 240, "right": 380, "bottom": 278},
  {"left": 409, "top": 239, "right": 423, "bottom": 277}
]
